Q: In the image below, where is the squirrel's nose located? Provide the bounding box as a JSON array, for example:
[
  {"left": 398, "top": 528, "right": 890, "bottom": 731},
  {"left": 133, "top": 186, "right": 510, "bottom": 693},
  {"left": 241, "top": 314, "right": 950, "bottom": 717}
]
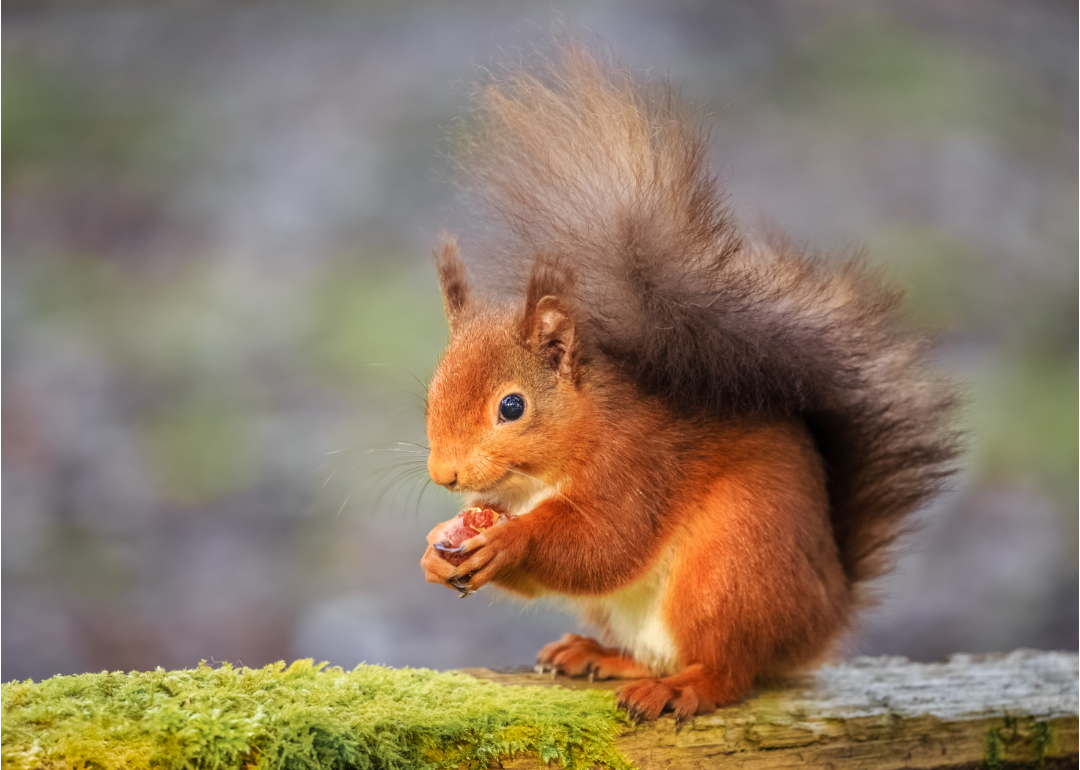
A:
[{"left": 428, "top": 457, "right": 459, "bottom": 490}]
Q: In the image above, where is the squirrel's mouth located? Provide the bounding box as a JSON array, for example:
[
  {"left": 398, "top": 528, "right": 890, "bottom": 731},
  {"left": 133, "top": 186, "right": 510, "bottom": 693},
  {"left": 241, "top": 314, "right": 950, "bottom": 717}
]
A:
[
  {"left": 469, "top": 470, "right": 512, "bottom": 496},
  {"left": 469, "top": 467, "right": 558, "bottom": 518}
]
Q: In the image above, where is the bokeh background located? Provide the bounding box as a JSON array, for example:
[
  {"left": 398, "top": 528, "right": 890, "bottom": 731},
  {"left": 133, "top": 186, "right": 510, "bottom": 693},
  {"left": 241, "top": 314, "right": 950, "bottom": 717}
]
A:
[{"left": 3, "top": 0, "right": 1076, "bottom": 682}]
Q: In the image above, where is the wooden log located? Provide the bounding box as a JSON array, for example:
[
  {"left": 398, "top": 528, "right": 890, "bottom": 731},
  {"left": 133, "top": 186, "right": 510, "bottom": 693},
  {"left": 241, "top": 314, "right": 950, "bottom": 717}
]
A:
[{"left": 462, "top": 650, "right": 1079, "bottom": 769}]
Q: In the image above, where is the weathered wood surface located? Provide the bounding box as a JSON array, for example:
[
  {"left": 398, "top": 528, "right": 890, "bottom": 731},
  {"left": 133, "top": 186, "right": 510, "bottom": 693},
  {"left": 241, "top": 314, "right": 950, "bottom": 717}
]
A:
[{"left": 463, "top": 650, "right": 1079, "bottom": 769}]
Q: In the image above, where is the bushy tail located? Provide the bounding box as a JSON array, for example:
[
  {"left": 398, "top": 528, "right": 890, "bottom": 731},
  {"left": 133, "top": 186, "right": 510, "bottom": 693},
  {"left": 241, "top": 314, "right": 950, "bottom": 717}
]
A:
[{"left": 454, "top": 42, "right": 960, "bottom": 586}]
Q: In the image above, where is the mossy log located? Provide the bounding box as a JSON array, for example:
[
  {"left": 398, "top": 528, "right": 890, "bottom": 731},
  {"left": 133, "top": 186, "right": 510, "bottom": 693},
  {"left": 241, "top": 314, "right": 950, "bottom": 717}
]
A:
[{"left": 463, "top": 650, "right": 1078, "bottom": 769}]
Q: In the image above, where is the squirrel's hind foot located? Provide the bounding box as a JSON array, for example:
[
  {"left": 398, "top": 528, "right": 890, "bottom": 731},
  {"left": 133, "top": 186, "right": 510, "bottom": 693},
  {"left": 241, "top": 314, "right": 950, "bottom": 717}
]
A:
[
  {"left": 536, "top": 633, "right": 653, "bottom": 680},
  {"left": 617, "top": 665, "right": 736, "bottom": 722}
]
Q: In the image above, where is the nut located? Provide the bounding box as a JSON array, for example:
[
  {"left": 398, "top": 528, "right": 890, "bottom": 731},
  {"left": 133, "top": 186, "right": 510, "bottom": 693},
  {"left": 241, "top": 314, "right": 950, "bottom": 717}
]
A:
[{"left": 434, "top": 507, "right": 501, "bottom": 566}]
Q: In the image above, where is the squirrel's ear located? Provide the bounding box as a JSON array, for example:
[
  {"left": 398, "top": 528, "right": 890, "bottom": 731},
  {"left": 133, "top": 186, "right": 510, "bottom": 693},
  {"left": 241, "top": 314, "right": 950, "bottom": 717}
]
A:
[
  {"left": 527, "top": 295, "right": 576, "bottom": 379},
  {"left": 434, "top": 235, "right": 469, "bottom": 334},
  {"left": 522, "top": 255, "right": 576, "bottom": 378}
]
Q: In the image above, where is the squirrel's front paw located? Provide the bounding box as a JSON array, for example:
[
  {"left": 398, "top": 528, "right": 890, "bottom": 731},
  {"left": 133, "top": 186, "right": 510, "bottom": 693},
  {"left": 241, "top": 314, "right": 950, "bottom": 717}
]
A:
[
  {"left": 420, "top": 519, "right": 475, "bottom": 595},
  {"left": 420, "top": 521, "right": 521, "bottom": 596}
]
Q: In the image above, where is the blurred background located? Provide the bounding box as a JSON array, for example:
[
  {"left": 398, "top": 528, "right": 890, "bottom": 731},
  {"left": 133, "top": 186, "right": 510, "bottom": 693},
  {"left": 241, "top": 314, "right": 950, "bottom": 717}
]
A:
[{"left": 3, "top": 0, "right": 1076, "bottom": 682}]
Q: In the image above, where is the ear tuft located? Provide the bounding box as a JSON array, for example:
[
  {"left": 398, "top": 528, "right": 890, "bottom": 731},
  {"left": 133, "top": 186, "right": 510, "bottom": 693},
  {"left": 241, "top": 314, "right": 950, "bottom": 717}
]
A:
[{"left": 434, "top": 234, "right": 469, "bottom": 333}]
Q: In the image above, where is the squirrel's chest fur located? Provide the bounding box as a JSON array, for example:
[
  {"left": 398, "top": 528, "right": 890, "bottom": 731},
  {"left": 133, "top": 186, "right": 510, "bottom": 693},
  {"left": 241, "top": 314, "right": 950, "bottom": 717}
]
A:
[{"left": 575, "top": 545, "right": 680, "bottom": 673}]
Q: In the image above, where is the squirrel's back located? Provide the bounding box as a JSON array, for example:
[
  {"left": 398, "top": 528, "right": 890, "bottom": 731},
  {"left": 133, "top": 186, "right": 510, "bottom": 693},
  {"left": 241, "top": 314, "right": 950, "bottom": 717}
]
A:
[{"left": 449, "top": 42, "right": 960, "bottom": 591}]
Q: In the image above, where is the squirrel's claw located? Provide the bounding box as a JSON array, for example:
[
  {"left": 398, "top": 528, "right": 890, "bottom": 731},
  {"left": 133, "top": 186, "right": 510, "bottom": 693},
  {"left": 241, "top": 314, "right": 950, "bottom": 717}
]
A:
[
  {"left": 421, "top": 542, "right": 476, "bottom": 594},
  {"left": 622, "top": 703, "right": 645, "bottom": 725},
  {"left": 433, "top": 542, "right": 468, "bottom": 556},
  {"left": 448, "top": 574, "right": 474, "bottom": 594}
]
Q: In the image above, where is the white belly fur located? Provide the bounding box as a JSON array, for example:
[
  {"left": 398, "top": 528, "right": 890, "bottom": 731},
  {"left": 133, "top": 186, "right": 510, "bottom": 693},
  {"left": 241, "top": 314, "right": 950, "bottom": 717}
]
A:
[{"left": 576, "top": 546, "right": 680, "bottom": 674}]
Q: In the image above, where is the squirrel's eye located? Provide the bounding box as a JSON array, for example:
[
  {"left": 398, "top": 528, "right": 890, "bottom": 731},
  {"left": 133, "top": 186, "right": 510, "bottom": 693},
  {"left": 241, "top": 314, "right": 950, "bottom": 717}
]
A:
[{"left": 499, "top": 394, "right": 526, "bottom": 422}]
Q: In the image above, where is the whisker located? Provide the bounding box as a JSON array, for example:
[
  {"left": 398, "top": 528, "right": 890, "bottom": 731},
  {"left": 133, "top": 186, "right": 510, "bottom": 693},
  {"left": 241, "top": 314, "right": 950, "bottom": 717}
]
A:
[
  {"left": 351, "top": 450, "right": 427, "bottom": 473},
  {"left": 372, "top": 467, "right": 430, "bottom": 513},
  {"left": 389, "top": 440, "right": 431, "bottom": 452},
  {"left": 410, "top": 478, "right": 434, "bottom": 519},
  {"left": 356, "top": 460, "right": 429, "bottom": 480},
  {"left": 334, "top": 488, "right": 357, "bottom": 522},
  {"left": 362, "top": 448, "right": 429, "bottom": 456},
  {"left": 368, "top": 389, "right": 428, "bottom": 407},
  {"left": 325, "top": 440, "right": 430, "bottom": 457},
  {"left": 333, "top": 463, "right": 419, "bottom": 522},
  {"left": 329, "top": 460, "right": 428, "bottom": 515},
  {"left": 476, "top": 455, "right": 532, "bottom": 500},
  {"left": 323, "top": 435, "right": 433, "bottom": 521},
  {"left": 401, "top": 471, "right": 434, "bottom": 517},
  {"left": 379, "top": 402, "right": 425, "bottom": 422},
  {"left": 362, "top": 362, "right": 430, "bottom": 400}
]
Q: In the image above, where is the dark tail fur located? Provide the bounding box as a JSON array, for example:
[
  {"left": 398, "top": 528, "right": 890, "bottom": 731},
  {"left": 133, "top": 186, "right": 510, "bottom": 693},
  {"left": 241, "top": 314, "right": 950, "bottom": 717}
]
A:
[{"left": 452, "top": 42, "right": 961, "bottom": 587}]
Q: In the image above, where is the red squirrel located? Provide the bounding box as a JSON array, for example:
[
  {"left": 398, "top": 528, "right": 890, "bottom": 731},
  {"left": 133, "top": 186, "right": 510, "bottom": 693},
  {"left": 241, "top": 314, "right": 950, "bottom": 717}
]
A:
[{"left": 418, "top": 44, "right": 959, "bottom": 720}]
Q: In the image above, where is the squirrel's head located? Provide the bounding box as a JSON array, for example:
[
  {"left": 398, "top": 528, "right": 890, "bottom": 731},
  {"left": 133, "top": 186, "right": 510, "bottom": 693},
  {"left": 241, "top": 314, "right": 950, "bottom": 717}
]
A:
[{"left": 425, "top": 238, "right": 588, "bottom": 506}]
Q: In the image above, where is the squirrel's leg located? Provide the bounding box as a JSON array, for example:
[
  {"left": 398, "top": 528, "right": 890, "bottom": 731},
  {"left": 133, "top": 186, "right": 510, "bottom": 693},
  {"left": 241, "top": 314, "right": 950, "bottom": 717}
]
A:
[
  {"left": 536, "top": 633, "right": 653, "bottom": 679},
  {"left": 617, "top": 421, "right": 849, "bottom": 721}
]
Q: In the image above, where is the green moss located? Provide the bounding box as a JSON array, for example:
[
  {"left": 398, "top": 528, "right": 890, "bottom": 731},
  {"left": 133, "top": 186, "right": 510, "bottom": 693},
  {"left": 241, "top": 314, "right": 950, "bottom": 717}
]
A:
[
  {"left": 985, "top": 725, "right": 1006, "bottom": 770},
  {"left": 1033, "top": 721, "right": 1052, "bottom": 768},
  {"left": 1, "top": 660, "right": 631, "bottom": 770}
]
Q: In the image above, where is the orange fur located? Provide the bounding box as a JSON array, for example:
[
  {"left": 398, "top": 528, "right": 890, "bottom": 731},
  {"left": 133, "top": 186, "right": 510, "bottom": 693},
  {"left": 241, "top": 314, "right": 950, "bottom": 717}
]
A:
[{"left": 418, "top": 43, "right": 958, "bottom": 719}]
